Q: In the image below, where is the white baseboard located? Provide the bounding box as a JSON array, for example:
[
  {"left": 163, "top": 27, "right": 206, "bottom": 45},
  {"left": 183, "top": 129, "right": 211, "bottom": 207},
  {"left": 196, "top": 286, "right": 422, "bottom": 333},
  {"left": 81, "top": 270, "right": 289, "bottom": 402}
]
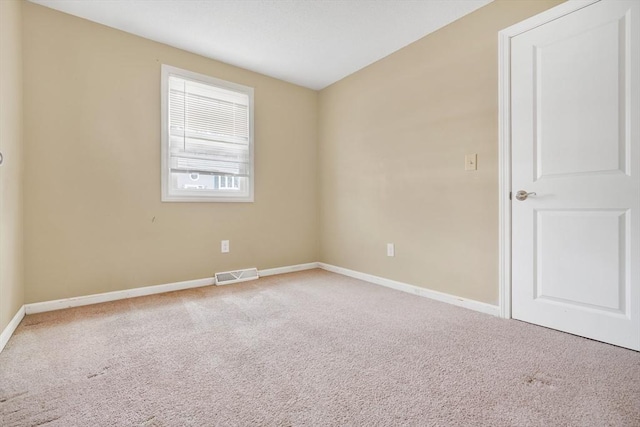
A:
[
  {"left": 23, "top": 262, "right": 321, "bottom": 315},
  {"left": 19, "top": 261, "right": 497, "bottom": 320},
  {"left": 318, "top": 263, "right": 500, "bottom": 317},
  {"left": 24, "top": 277, "right": 216, "bottom": 315},
  {"left": 259, "top": 262, "right": 319, "bottom": 277},
  {"left": 0, "top": 305, "right": 26, "bottom": 353}
]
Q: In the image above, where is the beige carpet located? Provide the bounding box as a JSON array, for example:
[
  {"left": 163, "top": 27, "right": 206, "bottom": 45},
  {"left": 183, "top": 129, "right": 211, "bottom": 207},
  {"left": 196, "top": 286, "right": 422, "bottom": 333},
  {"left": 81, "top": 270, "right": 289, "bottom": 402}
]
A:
[{"left": 1, "top": 269, "right": 638, "bottom": 426}]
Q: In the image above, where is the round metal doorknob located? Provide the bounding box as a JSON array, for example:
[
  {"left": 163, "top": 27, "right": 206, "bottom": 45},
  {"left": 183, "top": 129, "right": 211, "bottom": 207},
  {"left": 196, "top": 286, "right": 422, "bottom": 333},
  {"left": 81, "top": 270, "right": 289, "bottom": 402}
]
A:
[
  {"left": 0, "top": 152, "right": 3, "bottom": 165},
  {"left": 515, "top": 190, "right": 536, "bottom": 201}
]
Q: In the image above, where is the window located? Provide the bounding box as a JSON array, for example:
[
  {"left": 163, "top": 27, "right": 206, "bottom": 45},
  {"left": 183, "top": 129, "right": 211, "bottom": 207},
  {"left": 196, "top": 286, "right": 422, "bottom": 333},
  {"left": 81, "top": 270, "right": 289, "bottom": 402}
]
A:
[{"left": 161, "top": 65, "right": 254, "bottom": 202}]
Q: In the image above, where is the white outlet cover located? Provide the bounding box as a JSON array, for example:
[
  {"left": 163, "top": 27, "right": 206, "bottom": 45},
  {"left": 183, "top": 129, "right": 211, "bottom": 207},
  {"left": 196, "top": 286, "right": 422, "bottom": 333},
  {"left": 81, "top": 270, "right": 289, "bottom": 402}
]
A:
[{"left": 387, "top": 243, "right": 395, "bottom": 257}]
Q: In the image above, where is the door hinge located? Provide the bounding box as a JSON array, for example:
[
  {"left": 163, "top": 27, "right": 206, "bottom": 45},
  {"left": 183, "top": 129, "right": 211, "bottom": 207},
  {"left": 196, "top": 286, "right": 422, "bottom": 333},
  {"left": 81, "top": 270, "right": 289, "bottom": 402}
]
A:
[{"left": 509, "top": 191, "right": 512, "bottom": 200}]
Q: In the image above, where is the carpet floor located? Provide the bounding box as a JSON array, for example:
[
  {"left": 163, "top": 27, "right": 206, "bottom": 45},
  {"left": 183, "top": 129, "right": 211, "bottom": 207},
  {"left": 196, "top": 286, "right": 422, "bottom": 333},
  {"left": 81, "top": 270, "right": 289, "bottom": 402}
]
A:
[{"left": 1, "top": 269, "right": 638, "bottom": 426}]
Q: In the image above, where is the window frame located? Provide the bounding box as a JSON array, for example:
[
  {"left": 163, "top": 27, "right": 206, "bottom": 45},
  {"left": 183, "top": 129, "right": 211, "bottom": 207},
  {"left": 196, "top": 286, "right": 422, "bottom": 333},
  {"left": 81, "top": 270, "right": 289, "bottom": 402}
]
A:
[{"left": 160, "top": 64, "right": 255, "bottom": 203}]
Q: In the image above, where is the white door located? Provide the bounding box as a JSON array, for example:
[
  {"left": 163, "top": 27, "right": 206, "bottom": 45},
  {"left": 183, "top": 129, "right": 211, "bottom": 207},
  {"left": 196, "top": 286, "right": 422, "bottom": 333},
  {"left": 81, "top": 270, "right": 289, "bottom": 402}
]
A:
[{"left": 511, "top": 0, "right": 639, "bottom": 350}]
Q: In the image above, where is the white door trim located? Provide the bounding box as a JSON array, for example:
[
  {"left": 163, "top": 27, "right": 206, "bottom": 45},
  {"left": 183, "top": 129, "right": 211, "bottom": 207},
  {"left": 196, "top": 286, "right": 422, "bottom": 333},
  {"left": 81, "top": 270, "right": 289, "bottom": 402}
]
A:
[{"left": 498, "top": 0, "right": 600, "bottom": 319}]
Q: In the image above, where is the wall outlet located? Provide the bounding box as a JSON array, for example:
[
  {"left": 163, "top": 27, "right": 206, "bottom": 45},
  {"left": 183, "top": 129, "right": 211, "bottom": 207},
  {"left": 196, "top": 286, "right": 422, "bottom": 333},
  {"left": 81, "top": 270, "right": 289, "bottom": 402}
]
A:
[
  {"left": 387, "top": 243, "right": 395, "bottom": 257},
  {"left": 221, "top": 240, "right": 229, "bottom": 253}
]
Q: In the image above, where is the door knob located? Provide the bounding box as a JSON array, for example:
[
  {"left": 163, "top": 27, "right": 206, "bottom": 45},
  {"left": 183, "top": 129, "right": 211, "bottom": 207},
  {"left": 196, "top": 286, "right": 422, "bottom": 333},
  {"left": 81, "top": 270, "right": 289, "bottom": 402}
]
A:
[
  {"left": 0, "top": 152, "right": 3, "bottom": 165},
  {"left": 515, "top": 190, "right": 536, "bottom": 201}
]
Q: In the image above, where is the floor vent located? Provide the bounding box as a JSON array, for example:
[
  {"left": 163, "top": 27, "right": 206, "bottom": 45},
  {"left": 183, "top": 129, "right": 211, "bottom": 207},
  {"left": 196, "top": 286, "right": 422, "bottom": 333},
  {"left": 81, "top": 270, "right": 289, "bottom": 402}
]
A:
[{"left": 215, "top": 268, "right": 259, "bottom": 286}]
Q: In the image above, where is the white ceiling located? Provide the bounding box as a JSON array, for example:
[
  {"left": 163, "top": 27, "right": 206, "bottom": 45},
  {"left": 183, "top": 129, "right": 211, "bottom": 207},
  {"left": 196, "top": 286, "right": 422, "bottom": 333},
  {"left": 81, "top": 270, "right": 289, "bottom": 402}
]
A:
[{"left": 29, "top": 0, "right": 492, "bottom": 90}]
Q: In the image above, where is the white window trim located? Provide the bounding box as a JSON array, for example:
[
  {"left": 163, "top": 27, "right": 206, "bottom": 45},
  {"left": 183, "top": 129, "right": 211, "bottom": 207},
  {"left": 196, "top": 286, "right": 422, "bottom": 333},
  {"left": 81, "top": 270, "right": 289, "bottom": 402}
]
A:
[{"left": 161, "top": 64, "right": 255, "bottom": 203}]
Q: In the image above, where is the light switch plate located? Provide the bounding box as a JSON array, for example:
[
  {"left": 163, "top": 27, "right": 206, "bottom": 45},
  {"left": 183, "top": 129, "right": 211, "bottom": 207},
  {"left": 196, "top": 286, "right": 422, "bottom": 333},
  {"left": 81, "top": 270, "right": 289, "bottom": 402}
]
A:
[{"left": 465, "top": 154, "right": 477, "bottom": 171}]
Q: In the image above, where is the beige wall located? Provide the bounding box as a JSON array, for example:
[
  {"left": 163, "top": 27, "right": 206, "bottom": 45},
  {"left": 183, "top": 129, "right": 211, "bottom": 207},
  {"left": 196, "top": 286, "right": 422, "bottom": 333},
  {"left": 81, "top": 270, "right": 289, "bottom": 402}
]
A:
[
  {"left": 0, "top": 0, "right": 25, "bottom": 330},
  {"left": 20, "top": 1, "right": 565, "bottom": 307},
  {"left": 23, "top": 3, "right": 319, "bottom": 303},
  {"left": 318, "top": 0, "right": 563, "bottom": 305}
]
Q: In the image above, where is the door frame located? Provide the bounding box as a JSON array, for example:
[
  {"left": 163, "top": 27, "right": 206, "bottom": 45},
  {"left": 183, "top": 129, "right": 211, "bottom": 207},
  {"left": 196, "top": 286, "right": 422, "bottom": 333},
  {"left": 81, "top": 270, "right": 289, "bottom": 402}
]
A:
[{"left": 497, "top": 0, "right": 600, "bottom": 319}]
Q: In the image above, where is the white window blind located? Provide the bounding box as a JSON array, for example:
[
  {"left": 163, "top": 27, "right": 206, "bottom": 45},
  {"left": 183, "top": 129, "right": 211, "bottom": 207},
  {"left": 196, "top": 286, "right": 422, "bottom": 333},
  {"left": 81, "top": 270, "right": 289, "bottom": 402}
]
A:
[{"left": 161, "top": 65, "right": 254, "bottom": 202}]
